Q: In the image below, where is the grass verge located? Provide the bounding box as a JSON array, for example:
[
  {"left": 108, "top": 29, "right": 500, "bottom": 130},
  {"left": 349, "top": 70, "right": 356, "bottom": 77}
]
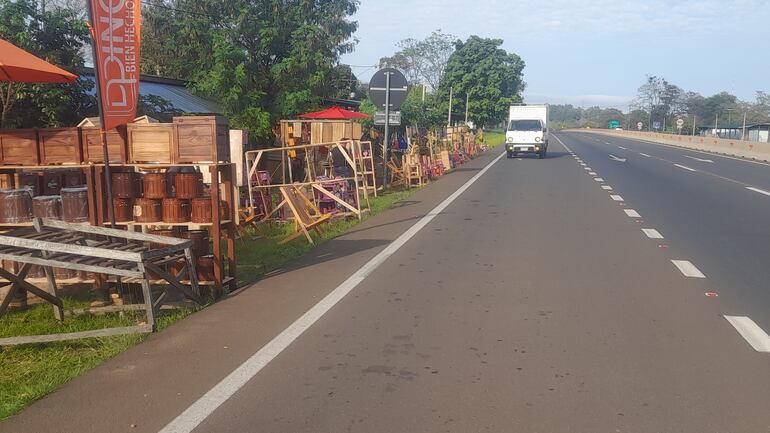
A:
[
  {"left": 0, "top": 188, "right": 414, "bottom": 420},
  {"left": 484, "top": 129, "right": 505, "bottom": 148}
]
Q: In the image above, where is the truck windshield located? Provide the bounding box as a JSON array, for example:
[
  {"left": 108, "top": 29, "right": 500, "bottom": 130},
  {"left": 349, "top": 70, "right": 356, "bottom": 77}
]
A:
[{"left": 508, "top": 120, "right": 542, "bottom": 131}]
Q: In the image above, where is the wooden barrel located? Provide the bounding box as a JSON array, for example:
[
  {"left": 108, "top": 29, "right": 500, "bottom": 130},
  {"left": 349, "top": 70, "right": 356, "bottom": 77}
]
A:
[
  {"left": 32, "top": 195, "right": 62, "bottom": 220},
  {"left": 191, "top": 197, "right": 212, "bottom": 223},
  {"left": 142, "top": 173, "right": 167, "bottom": 199},
  {"left": 196, "top": 255, "right": 215, "bottom": 281},
  {"left": 0, "top": 188, "right": 34, "bottom": 223},
  {"left": 149, "top": 229, "right": 177, "bottom": 249},
  {"left": 111, "top": 172, "right": 135, "bottom": 198},
  {"left": 149, "top": 229, "right": 183, "bottom": 277},
  {"left": 134, "top": 172, "right": 145, "bottom": 197},
  {"left": 27, "top": 265, "right": 46, "bottom": 279},
  {"left": 54, "top": 267, "right": 77, "bottom": 280},
  {"left": 42, "top": 170, "right": 63, "bottom": 195},
  {"left": 162, "top": 198, "right": 191, "bottom": 223},
  {"left": 181, "top": 230, "right": 210, "bottom": 257},
  {"left": 18, "top": 172, "right": 39, "bottom": 196},
  {"left": 174, "top": 172, "right": 202, "bottom": 199},
  {"left": 63, "top": 169, "right": 85, "bottom": 187},
  {"left": 134, "top": 198, "right": 162, "bottom": 223},
  {"left": 113, "top": 198, "right": 133, "bottom": 222},
  {"left": 8, "top": 288, "right": 27, "bottom": 310},
  {"left": 60, "top": 187, "right": 89, "bottom": 223}
]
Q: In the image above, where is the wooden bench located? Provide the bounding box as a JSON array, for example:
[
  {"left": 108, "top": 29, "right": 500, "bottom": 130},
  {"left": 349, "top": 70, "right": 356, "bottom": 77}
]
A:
[{"left": 0, "top": 218, "right": 202, "bottom": 345}]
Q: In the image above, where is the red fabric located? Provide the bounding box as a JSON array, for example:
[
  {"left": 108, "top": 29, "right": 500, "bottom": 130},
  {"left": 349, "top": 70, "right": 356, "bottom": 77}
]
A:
[
  {"left": 298, "top": 106, "right": 370, "bottom": 119},
  {"left": 0, "top": 39, "right": 78, "bottom": 83}
]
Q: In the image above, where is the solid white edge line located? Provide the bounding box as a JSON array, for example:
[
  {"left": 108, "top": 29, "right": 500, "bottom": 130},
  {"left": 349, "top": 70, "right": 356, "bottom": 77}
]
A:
[
  {"left": 624, "top": 209, "right": 641, "bottom": 218},
  {"left": 723, "top": 316, "right": 770, "bottom": 352},
  {"left": 746, "top": 186, "right": 770, "bottom": 197},
  {"left": 642, "top": 228, "right": 664, "bottom": 239},
  {"left": 610, "top": 194, "right": 624, "bottom": 202},
  {"left": 671, "top": 260, "right": 706, "bottom": 278},
  {"left": 674, "top": 163, "right": 697, "bottom": 172},
  {"left": 157, "top": 152, "right": 508, "bottom": 433}
]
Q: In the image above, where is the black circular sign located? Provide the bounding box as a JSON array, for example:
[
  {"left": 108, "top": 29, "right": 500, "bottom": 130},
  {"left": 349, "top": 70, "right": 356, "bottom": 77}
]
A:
[{"left": 368, "top": 68, "right": 408, "bottom": 110}]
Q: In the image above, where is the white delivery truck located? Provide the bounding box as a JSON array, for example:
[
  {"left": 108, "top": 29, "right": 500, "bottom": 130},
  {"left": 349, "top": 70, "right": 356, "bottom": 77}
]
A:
[{"left": 505, "top": 104, "right": 549, "bottom": 159}]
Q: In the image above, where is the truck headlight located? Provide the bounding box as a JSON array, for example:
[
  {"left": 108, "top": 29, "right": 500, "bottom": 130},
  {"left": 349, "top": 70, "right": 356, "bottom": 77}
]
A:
[
  {"left": 506, "top": 137, "right": 513, "bottom": 143},
  {"left": 535, "top": 137, "right": 541, "bottom": 142}
]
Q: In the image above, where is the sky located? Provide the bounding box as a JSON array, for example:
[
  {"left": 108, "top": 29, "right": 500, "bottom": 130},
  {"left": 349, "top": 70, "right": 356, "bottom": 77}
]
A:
[{"left": 341, "top": 0, "right": 770, "bottom": 109}]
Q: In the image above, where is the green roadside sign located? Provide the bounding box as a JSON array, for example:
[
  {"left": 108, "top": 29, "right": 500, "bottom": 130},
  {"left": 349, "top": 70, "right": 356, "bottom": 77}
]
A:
[{"left": 609, "top": 120, "right": 620, "bottom": 129}]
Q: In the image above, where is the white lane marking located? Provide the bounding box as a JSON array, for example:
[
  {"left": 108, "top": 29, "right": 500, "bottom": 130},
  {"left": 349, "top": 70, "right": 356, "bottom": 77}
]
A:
[
  {"left": 609, "top": 154, "right": 627, "bottom": 162},
  {"left": 746, "top": 186, "right": 770, "bottom": 197},
  {"left": 683, "top": 155, "right": 714, "bottom": 163},
  {"left": 583, "top": 167, "right": 591, "bottom": 170},
  {"left": 618, "top": 146, "right": 628, "bottom": 150},
  {"left": 589, "top": 172, "right": 597, "bottom": 176},
  {"left": 610, "top": 195, "right": 624, "bottom": 202},
  {"left": 157, "top": 152, "right": 508, "bottom": 433},
  {"left": 624, "top": 209, "right": 641, "bottom": 218},
  {"left": 639, "top": 152, "right": 652, "bottom": 158},
  {"left": 671, "top": 260, "right": 706, "bottom": 278},
  {"left": 724, "top": 316, "right": 770, "bottom": 352},
  {"left": 674, "top": 163, "right": 697, "bottom": 172},
  {"left": 642, "top": 229, "right": 664, "bottom": 239},
  {"left": 594, "top": 178, "right": 605, "bottom": 182},
  {"left": 601, "top": 185, "right": 613, "bottom": 190}
]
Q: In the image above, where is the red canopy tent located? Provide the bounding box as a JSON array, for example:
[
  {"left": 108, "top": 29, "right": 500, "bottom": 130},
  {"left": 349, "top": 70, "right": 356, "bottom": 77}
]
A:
[{"left": 298, "top": 106, "right": 370, "bottom": 119}]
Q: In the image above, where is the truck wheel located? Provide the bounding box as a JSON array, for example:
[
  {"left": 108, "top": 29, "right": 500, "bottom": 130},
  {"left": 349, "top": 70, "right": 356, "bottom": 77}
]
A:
[{"left": 538, "top": 149, "right": 546, "bottom": 159}]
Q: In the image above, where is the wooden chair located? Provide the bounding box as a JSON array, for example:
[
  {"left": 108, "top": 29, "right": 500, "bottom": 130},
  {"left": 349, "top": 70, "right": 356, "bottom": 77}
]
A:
[
  {"left": 278, "top": 185, "right": 332, "bottom": 245},
  {"left": 387, "top": 160, "right": 407, "bottom": 188}
]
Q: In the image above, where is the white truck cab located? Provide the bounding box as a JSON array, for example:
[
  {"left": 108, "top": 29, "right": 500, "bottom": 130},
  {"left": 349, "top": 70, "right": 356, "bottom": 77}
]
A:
[{"left": 506, "top": 104, "right": 549, "bottom": 159}]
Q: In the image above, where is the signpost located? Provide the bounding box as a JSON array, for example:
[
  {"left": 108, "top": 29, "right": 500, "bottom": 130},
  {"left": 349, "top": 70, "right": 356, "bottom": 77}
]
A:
[
  {"left": 374, "top": 111, "right": 402, "bottom": 125},
  {"left": 676, "top": 118, "right": 685, "bottom": 134},
  {"left": 637, "top": 122, "right": 643, "bottom": 131},
  {"left": 369, "top": 68, "right": 408, "bottom": 187},
  {"left": 609, "top": 120, "right": 620, "bottom": 129},
  {"left": 653, "top": 121, "right": 661, "bottom": 131}
]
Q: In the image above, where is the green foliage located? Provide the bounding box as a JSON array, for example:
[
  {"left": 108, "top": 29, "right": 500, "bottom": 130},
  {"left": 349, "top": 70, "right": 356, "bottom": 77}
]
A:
[
  {"left": 141, "top": 0, "right": 360, "bottom": 141},
  {"left": 0, "top": 0, "right": 95, "bottom": 128},
  {"left": 438, "top": 36, "right": 525, "bottom": 128}
]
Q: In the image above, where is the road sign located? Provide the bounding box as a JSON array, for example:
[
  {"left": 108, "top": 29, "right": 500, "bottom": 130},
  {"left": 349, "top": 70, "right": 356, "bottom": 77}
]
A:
[
  {"left": 653, "top": 121, "right": 661, "bottom": 130},
  {"left": 374, "top": 111, "right": 402, "bottom": 126},
  {"left": 609, "top": 120, "right": 620, "bottom": 129},
  {"left": 368, "top": 68, "right": 408, "bottom": 110},
  {"left": 676, "top": 118, "right": 685, "bottom": 130},
  {"left": 637, "top": 122, "right": 643, "bottom": 130}
]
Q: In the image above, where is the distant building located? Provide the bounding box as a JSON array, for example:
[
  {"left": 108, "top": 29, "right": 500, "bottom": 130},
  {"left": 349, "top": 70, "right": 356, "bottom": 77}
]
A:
[
  {"left": 697, "top": 123, "right": 770, "bottom": 143},
  {"left": 80, "top": 68, "right": 222, "bottom": 114}
]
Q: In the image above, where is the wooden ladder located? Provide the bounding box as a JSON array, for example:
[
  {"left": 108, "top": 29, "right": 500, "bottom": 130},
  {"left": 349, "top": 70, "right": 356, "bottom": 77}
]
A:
[{"left": 356, "top": 140, "right": 378, "bottom": 198}]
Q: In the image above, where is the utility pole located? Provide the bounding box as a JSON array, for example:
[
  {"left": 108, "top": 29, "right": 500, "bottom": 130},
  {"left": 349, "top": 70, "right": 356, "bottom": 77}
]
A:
[
  {"left": 663, "top": 117, "right": 666, "bottom": 133},
  {"left": 447, "top": 86, "right": 453, "bottom": 127},
  {"left": 742, "top": 111, "right": 747, "bottom": 141},
  {"left": 692, "top": 114, "right": 697, "bottom": 136},
  {"left": 714, "top": 113, "right": 719, "bottom": 138},
  {"left": 465, "top": 93, "right": 469, "bottom": 125}
]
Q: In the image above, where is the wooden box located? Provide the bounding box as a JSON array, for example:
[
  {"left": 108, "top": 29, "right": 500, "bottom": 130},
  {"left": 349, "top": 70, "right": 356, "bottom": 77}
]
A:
[
  {"left": 128, "top": 123, "right": 176, "bottom": 163},
  {"left": 38, "top": 128, "right": 83, "bottom": 164},
  {"left": 173, "top": 116, "right": 230, "bottom": 163},
  {"left": 81, "top": 126, "right": 128, "bottom": 163},
  {"left": 0, "top": 129, "right": 39, "bottom": 165}
]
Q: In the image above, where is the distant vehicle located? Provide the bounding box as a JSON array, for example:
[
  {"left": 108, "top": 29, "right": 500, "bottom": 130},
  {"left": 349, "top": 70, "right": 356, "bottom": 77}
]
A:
[
  {"left": 506, "top": 104, "right": 549, "bottom": 159},
  {"left": 615, "top": 127, "right": 623, "bottom": 130}
]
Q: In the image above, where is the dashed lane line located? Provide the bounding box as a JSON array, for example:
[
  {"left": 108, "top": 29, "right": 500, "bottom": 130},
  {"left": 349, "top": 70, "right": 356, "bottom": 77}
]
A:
[
  {"left": 674, "top": 163, "right": 697, "bottom": 172},
  {"left": 594, "top": 178, "right": 605, "bottom": 182},
  {"left": 610, "top": 195, "right": 624, "bottom": 202},
  {"left": 639, "top": 153, "right": 652, "bottom": 158},
  {"left": 683, "top": 155, "right": 714, "bottom": 163},
  {"left": 589, "top": 172, "right": 597, "bottom": 176},
  {"left": 671, "top": 260, "right": 706, "bottom": 278},
  {"left": 642, "top": 229, "right": 664, "bottom": 239},
  {"left": 746, "top": 187, "right": 770, "bottom": 197},
  {"left": 618, "top": 146, "right": 627, "bottom": 150},
  {"left": 723, "top": 316, "right": 770, "bottom": 353},
  {"left": 624, "top": 209, "right": 641, "bottom": 218},
  {"left": 601, "top": 185, "right": 613, "bottom": 190}
]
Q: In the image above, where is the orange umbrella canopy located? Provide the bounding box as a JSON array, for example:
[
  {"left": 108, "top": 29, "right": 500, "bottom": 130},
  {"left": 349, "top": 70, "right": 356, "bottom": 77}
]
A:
[{"left": 0, "top": 39, "right": 78, "bottom": 83}]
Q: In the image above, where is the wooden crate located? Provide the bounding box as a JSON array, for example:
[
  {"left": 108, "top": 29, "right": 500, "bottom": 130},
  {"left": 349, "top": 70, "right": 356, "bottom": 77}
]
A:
[
  {"left": 173, "top": 116, "right": 230, "bottom": 163},
  {"left": 38, "top": 128, "right": 83, "bottom": 164},
  {"left": 81, "top": 126, "right": 128, "bottom": 163},
  {"left": 128, "top": 123, "right": 175, "bottom": 163},
  {"left": 0, "top": 129, "right": 39, "bottom": 165}
]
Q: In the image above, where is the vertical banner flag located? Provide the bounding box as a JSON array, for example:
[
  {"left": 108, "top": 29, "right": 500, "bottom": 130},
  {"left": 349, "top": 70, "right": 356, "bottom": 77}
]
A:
[{"left": 88, "top": 0, "right": 141, "bottom": 131}]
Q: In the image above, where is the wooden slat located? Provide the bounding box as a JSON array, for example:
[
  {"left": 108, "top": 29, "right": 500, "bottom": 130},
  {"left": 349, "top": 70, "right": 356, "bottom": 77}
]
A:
[
  {"left": 0, "top": 253, "right": 142, "bottom": 278},
  {"left": 0, "top": 235, "right": 141, "bottom": 262},
  {"left": 40, "top": 218, "right": 187, "bottom": 245},
  {"left": 0, "top": 325, "right": 152, "bottom": 346}
]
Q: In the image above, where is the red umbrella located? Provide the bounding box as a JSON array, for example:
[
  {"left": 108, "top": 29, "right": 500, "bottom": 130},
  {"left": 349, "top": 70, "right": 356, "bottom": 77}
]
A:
[
  {"left": 0, "top": 39, "right": 78, "bottom": 83},
  {"left": 299, "top": 106, "right": 370, "bottom": 119}
]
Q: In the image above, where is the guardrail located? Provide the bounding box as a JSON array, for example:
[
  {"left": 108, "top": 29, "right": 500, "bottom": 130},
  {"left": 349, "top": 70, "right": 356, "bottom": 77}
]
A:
[{"left": 573, "top": 129, "right": 770, "bottom": 162}]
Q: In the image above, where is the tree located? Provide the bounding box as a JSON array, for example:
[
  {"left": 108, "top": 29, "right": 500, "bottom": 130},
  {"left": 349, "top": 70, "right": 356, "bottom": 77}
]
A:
[
  {"left": 0, "top": 0, "right": 94, "bottom": 128},
  {"left": 140, "top": 0, "right": 360, "bottom": 141},
  {"left": 380, "top": 30, "right": 456, "bottom": 90},
  {"left": 438, "top": 36, "right": 525, "bottom": 128}
]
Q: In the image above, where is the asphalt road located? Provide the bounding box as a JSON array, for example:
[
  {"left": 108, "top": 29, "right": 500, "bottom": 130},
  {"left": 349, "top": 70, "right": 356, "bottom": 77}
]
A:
[{"left": 3, "top": 135, "right": 770, "bottom": 433}]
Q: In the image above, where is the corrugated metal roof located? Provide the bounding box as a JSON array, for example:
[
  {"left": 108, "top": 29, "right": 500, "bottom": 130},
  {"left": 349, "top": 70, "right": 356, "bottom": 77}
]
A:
[{"left": 81, "top": 69, "right": 222, "bottom": 114}]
